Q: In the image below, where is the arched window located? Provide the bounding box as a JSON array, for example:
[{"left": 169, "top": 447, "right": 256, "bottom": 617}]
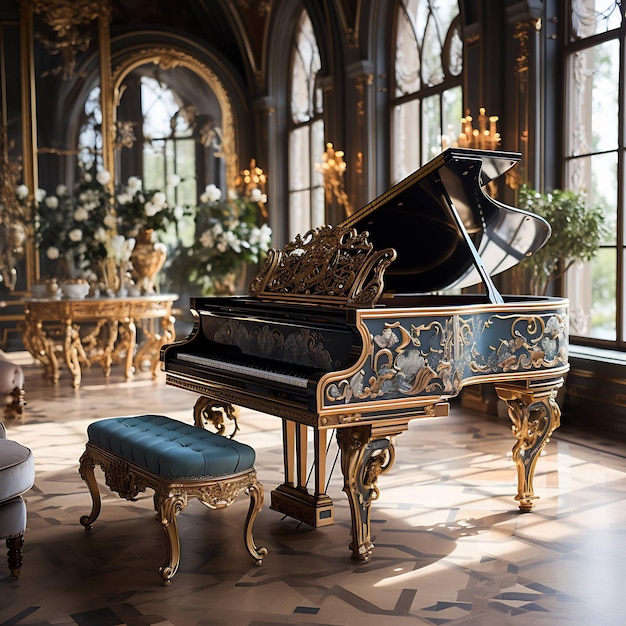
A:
[
  {"left": 288, "top": 9, "right": 324, "bottom": 239},
  {"left": 563, "top": 1, "right": 622, "bottom": 344},
  {"left": 391, "top": 0, "right": 463, "bottom": 182},
  {"left": 139, "top": 75, "right": 198, "bottom": 213}
]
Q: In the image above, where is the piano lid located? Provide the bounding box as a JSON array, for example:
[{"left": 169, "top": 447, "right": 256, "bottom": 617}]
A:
[{"left": 339, "top": 147, "right": 551, "bottom": 296}]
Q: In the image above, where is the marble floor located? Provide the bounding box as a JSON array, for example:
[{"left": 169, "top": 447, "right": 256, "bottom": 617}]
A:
[{"left": 1, "top": 352, "right": 625, "bottom": 626}]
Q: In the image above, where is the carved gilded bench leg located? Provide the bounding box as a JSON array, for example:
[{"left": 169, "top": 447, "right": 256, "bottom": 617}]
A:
[
  {"left": 244, "top": 479, "right": 267, "bottom": 565},
  {"left": 78, "top": 450, "right": 101, "bottom": 528},
  {"left": 495, "top": 378, "right": 563, "bottom": 512},
  {"left": 156, "top": 491, "right": 187, "bottom": 586}
]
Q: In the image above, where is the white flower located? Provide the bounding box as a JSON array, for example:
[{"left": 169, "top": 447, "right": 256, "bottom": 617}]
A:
[
  {"left": 45, "top": 196, "right": 59, "bottom": 209},
  {"left": 127, "top": 177, "right": 142, "bottom": 193},
  {"left": 56, "top": 184, "right": 67, "bottom": 196},
  {"left": 116, "top": 192, "right": 132, "bottom": 205},
  {"left": 144, "top": 201, "right": 161, "bottom": 217},
  {"left": 83, "top": 173, "right": 92, "bottom": 183},
  {"left": 46, "top": 246, "right": 60, "bottom": 260},
  {"left": 173, "top": 205, "right": 184, "bottom": 220},
  {"left": 68, "top": 228, "right": 83, "bottom": 242},
  {"left": 202, "top": 184, "right": 222, "bottom": 203},
  {"left": 166, "top": 174, "right": 181, "bottom": 187},
  {"left": 250, "top": 188, "right": 267, "bottom": 204},
  {"left": 96, "top": 170, "right": 111, "bottom": 185},
  {"left": 16, "top": 184, "right": 29, "bottom": 200},
  {"left": 223, "top": 230, "right": 242, "bottom": 253},
  {"left": 73, "top": 207, "right": 89, "bottom": 221},
  {"left": 94, "top": 228, "right": 107, "bottom": 243},
  {"left": 227, "top": 189, "right": 238, "bottom": 201},
  {"left": 35, "top": 188, "right": 47, "bottom": 203},
  {"left": 152, "top": 191, "right": 167, "bottom": 207}
]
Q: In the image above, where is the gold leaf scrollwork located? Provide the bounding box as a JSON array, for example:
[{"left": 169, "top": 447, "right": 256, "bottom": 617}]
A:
[{"left": 249, "top": 225, "right": 396, "bottom": 308}]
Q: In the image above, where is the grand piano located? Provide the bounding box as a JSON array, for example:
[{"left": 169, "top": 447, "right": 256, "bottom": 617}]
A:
[{"left": 162, "top": 148, "right": 569, "bottom": 561}]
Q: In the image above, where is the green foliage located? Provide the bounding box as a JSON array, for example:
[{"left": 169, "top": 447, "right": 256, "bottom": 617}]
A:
[
  {"left": 517, "top": 184, "right": 607, "bottom": 295},
  {"left": 167, "top": 186, "right": 272, "bottom": 295}
]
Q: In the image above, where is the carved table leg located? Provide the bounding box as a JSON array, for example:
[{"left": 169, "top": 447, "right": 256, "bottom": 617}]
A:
[
  {"left": 336, "top": 425, "right": 397, "bottom": 561},
  {"left": 495, "top": 378, "right": 563, "bottom": 512},
  {"left": 63, "top": 321, "right": 85, "bottom": 389},
  {"left": 118, "top": 317, "right": 136, "bottom": 380}
]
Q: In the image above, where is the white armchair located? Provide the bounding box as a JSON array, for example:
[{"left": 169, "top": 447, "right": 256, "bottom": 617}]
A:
[{"left": 0, "top": 420, "right": 35, "bottom": 579}]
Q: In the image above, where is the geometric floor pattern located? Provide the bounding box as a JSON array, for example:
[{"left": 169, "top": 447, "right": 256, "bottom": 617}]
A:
[{"left": 1, "top": 352, "right": 625, "bottom": 625}]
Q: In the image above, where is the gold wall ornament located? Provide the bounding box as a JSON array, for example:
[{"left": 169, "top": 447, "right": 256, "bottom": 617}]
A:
[
  {"left": 317, "top": 142, "right": 354, "bottom": 217},
  {"left": 31, "top": 0, "right": 109, "bottom": 79},
  {"left": 114, "top": 121, "right": 136, "bottom": 150},
  {"left": 0, "top": 126, "right": 32, "bottom": 290}
]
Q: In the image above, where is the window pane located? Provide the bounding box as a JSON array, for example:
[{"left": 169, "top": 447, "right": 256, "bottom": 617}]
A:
[
  {"left": 422, "top": 94, "right": 441, "bottom": 161},
  {"left": 289, "top": 190, "right": 310, "bottom": 239},
  {"left": 144, "top": 139, "right": 165, "bottom": 189},
  {"left": 289, "top": 126, "right": 310, "bottom": 191},
  {"left": 422, "top": 18, "right": 444, "bottom": 86},
  {"left": 311, "top": 119, "right": 325, "bottom": 188},
  {"left": 571, "top": 0, "right": 622, "bottom": 39},
  {"left": 141, "top": 77, "right": 180, "bottom": 139},
  {"left": 290, "top": 11, "right": 320, "bottom": 123},
  {"left": 566, "top": 248, "right": 616, "bottom": 339},
  {"left": 395, "top": 2, "right": 420, "bottom": 96},
  {"left": 565, "top": 152, "right": 617, "bottom": 244},
  {"left": 311, "top": 185, "right": 325, "bottom": 228},
  {"left": 442, "top": 86, "right": 463, "bottom": 149},
  {"left": 392, "top": 100, "right": 420, "bottom": 183},
  {"left": 566, "top": 40, "right": 619, "bottom": 156}
]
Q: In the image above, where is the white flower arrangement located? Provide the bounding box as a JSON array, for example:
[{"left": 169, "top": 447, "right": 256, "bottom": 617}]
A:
[{"left": 170, "top": 184, "right": 272, "bottom": 295}]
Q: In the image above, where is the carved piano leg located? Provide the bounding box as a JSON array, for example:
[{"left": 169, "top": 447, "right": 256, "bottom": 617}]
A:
[
  {"left": 495, "top": 378, "right": 563, "bottom": 512},
  {"left": 270, "top": 421, "right": 334, "bottom": 527},
  {"left": 336, "top": 425, "right": 397, "bottom": 561}
]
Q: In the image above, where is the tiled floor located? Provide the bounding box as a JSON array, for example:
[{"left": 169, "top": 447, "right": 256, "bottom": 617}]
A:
[{"left": 1, "top": 352, "right": 625, "bottom": 625}]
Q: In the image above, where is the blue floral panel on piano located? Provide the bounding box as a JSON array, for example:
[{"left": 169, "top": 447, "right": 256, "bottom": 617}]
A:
[{"left": 322, "top": 305, "right": 568, "bottom": 407}]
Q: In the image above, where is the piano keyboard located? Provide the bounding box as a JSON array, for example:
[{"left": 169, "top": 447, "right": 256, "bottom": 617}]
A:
[{"left": 177, "top": 352, "right": 310, "bottom": 388}]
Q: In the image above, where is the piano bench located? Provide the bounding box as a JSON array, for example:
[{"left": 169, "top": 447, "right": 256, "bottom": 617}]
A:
[{"left": 78, "top": 414, "right": 267, "bottom": 585}]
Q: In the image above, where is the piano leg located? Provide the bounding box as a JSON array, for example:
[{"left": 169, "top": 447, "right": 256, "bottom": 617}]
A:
[
  {"left": 495, "top": 378, "right": 563, "bottom": 512},
  {"left": 336, "top": 424, "right": 400, "bottom": 562}
]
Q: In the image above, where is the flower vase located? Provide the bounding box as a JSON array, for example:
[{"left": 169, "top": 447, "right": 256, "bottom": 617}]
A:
[
  {"left": 213, "top": 272, "right": 237, "bottom": 296},
  {"left": 130, "top": 229, "right": 167, "bottom": 294}
]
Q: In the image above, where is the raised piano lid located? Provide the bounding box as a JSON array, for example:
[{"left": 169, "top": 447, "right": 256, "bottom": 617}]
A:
[{"left": 339, "top": 147, "right": 551, "bottom": 301}]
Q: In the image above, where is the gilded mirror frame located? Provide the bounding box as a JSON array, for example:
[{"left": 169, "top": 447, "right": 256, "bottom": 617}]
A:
[{"left": 106, "top": 44, "right": 239, "bottom": 191}]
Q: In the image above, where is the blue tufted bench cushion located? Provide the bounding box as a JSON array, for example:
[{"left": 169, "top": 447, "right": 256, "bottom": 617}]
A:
[{"left": 87, "top": 414, "right": 255, "bottom": 478}]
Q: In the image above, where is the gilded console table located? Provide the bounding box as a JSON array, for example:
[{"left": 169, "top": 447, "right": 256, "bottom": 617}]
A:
[{"left": 22, "top": 294, "right": 177, "bottom": 388}]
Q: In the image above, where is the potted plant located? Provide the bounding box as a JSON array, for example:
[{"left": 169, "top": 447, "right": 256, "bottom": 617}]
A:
[{"left": 516, "top": 184, "right": 607, "bottom": 296}]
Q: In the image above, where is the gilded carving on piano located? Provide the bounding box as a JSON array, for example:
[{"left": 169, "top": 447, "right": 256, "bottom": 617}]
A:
[{"left": 249, "top": 225, "right": 396, "bottom": 307}]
